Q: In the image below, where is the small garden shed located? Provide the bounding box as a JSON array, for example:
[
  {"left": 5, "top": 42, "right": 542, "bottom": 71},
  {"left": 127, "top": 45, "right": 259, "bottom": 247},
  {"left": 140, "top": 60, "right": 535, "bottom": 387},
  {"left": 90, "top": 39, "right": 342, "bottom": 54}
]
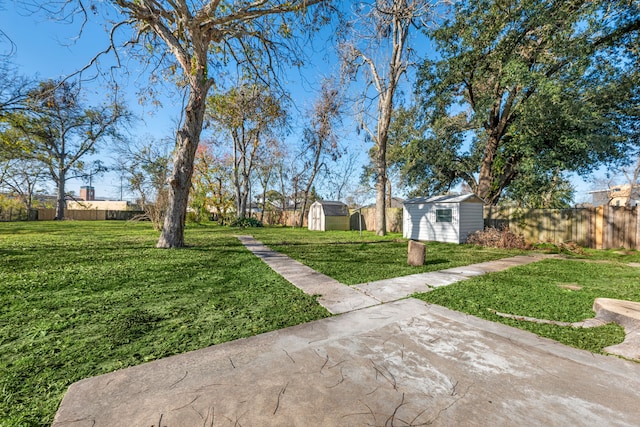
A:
[
  {"left": 403, "top": 194, "right": 484, "bottom": 243},
  {"left": 308, "top": 201, "right": 350, "bottom": 231}
]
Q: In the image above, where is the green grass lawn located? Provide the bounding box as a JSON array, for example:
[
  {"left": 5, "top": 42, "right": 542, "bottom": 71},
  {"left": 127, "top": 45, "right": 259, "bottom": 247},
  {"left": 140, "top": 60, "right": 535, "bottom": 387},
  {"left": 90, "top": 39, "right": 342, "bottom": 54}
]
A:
[
  {"left": 0, "top": 222, "right": 329, "bottom": 426},
  {"left": 252, "top": 228, "right": 527, "bottom": 284},
  {"left": 2, "top": 222, "right": 639, "bottom": 425},
  {"left": 415, "top": 258, "right": 640, "bottom": 354},
  {"left": 252, "top": 227, "right": 639, "bottom": 357}
]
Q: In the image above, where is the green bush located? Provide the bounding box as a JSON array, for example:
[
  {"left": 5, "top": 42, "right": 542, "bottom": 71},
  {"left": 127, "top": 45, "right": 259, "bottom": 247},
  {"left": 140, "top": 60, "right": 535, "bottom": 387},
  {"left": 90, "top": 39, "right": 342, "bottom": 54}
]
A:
[{"left": 231, "top": 217, "right": 263, "bottom": 228}]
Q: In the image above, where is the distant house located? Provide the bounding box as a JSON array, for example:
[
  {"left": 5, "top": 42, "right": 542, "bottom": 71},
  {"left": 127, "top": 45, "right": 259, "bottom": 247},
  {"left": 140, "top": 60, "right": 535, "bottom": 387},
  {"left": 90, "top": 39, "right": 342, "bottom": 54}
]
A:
[
  {"left": 589, "top": 184, "right": 640, "bottom": 207},
  {"left": 308, "top": 201, "right": 350, "bottom": 231},
  {"left": 66, "top": 200, "right": 130, "bottom": 210},
  {"left": 403, "top": 194, "right": 484, "bottom": 244},
  {"left": 67, "top": 185, "right": 131, "bottom": 210}
]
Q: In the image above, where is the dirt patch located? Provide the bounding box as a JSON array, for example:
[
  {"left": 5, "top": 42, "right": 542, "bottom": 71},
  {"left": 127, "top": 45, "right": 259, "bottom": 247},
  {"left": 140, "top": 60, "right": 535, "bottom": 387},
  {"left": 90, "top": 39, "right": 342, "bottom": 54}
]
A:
[{"left": 557, "top": 283, "right": 583, "bottom": 291}]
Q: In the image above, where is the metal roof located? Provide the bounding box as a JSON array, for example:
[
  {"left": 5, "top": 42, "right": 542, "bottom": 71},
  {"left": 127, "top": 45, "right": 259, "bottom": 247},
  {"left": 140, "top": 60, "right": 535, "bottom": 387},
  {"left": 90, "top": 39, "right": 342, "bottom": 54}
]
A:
[
  {"left": 404, "top": 194, "right": 484, "bottom": 205},
  {"left": 313, "top": 200, "right": 350, "bottom": 216}
]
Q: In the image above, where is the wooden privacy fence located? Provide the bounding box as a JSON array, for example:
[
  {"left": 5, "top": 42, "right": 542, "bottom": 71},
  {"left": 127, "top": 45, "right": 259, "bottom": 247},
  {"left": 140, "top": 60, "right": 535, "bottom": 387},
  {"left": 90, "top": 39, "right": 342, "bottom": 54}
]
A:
[
  {"left": 37, "top": 209, "right": 145, "bottom": 221},
  {"left": 22, "top": 205, "right": 640, "bottom": 250},
  {"left": 349, "top": 208, "right": 403, "bottom": 233},
  {"left": 0, "top": 208, "right": 38, "bottom": 221},
  {"left": 485, "top": 206, "right": 640, "bottom": 250},
  {"left": 259, "top": 207, "right": 404, "bottom": 232},
  {"left": 260, "top": 209, "right": 309, "bottom": 227}
]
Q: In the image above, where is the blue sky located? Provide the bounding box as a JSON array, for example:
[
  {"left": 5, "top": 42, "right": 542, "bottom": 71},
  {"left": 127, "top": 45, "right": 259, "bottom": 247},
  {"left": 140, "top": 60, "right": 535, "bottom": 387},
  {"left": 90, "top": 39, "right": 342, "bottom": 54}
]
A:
[
  {"left": 2, "top": 1, "right": 605, "bottom": 205},
  {"left": 2, "top": 1, "right": 370, "bottom": 202},
  {"left": 3, "top": 1, "right": 180, "bottom": 199}
]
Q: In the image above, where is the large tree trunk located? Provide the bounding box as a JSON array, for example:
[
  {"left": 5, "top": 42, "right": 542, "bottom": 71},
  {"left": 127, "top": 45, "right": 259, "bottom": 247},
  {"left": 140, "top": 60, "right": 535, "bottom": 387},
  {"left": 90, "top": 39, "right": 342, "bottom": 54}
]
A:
[
  {"left": 240, "top": 174, "right": 250, "bottom": 218},
  {"left": 476, "top": 134, "right": 500, "bottom": 204},
  {"left": 55, "top": 168, "right": 66, "bottom": 220},
  {"left": 375, "top": 93, "right": 393, "bottom": 236},
  {"left": 157, "top": 84, "right": 207, "bottom": 248},
  {"left": 375, "top": 163, "right": 387, "bottom": 236}
]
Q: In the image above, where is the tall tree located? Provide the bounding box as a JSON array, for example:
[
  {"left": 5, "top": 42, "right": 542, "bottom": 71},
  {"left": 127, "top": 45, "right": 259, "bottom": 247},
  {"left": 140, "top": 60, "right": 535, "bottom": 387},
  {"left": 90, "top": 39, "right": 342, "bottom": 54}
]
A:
[
  {"left": 340, "top": 0, "right": 438, "bottom": 235},
  {"left": 3, "top": 80, "right": 129, "bottom": 219},
  {"left": 297, "top": 79, "right": 343, "bottom": 227},
  {"left": 116, "top": 135, "right": 173, "bottom": 229},
  {"left": 190, "top": 140, "right": 235, "bottom": 223},
  {"left": 208, "top": 82, "right": 287, "bottom": 219},
  {"left": 87, "top": 0, "right": 328, "bottom": 247},
  {"left": 403, "top": 0, "right": 640, "bottom": 205}
]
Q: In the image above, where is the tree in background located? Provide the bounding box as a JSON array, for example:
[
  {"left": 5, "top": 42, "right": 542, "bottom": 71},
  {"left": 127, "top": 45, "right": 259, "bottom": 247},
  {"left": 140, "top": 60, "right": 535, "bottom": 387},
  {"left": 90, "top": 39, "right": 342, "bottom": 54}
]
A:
[
  {"left": 116, "top": 135, "right": 172, "bottom": 230},
  {"left": 501, "top": 167, "right": 574, "bottom": 209},
  {"left": 2, "top": 80, "right": 129, "bottom": 219},
  {"left": 208, "top": 82, "right": 287, "bottom": 220},
  {"left": 325, "top": 149, "right": 361, "bottom": 202},
  {"left": 622, "top": 154, "right": 640, "bottom": 207},
  {"left": 0, "top": 63, "right": 36, "bottom": 200},
  {"left": 296, "top": 79, "right": 343, "bottom": 227},
  {"left": 190, "top": 140, "right": 234, "bottom": 224},
  {"left": 255, "top": 140, "right": 285, "bottom": 223},
  {"left": 399, "top": 0, "right": 639, "bottom": 205},
  {"left": 0, "top": 63, "right": 32, "bottom": 120},
  {"left": 208, "top": 154, "right": 235, "bottom": 225},
  {"left": 190, "top": 141, "right": 216, "bottom": 223},
  {"left": 340, "top": 0, "right": 439, "bottom": 235},
  {"left": 91, "top": 0, "right": 328, "bottom": 247},
  {"left": 0, "top": 157, "right": 48, "bottom": 211}
]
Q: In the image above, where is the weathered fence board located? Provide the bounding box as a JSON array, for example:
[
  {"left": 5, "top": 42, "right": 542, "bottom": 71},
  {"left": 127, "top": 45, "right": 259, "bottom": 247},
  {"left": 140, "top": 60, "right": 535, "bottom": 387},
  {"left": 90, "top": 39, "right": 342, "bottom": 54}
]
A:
[
  {"left": 36, "top": 209, "right": 145, "bottom": 221},
  {"left": 0, "top": 207, "right": 37, "bottom": 221},
  {"left": 17, "top": 204, "right": 640, "bottom": 250},
  {"left": 484, "top": 206, "right": 639, "bottom": 250}
]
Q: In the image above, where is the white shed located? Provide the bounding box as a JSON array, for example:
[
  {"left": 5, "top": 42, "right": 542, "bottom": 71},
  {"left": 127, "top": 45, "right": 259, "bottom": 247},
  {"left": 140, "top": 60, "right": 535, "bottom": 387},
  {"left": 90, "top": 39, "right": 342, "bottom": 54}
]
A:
[
  {"left": 308, "top": 201, "right": 350, "bottom": 231},
  {"left": 403, "top": 194, "right": 485, "bottom": 243}
]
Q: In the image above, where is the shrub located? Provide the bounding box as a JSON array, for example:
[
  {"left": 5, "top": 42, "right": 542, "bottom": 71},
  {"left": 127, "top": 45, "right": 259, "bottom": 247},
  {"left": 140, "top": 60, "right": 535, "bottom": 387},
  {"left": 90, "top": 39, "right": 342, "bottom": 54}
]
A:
[
  {"left": 231, "top": 216, "right": 263, "bottom": 228},
  {"left": 466, "top": 226, "right": 530, "bottom": 249}
]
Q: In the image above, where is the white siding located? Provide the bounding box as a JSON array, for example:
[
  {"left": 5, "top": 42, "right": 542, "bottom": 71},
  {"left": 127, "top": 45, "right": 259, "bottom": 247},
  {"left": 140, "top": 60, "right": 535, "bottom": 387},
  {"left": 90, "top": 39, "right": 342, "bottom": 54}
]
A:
[
  {"left": 459, "top": 202, "right": 484, "bottom": 243},
  {"left": 403, "top": 195, "right": 484, "bottom": 244}
]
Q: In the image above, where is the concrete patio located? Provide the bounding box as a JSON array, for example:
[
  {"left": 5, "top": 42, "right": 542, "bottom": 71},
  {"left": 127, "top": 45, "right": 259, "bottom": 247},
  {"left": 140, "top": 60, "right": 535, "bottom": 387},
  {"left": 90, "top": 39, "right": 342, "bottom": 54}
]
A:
[{"left": 52, "top": 237, "right": 640, "bottom": 426}]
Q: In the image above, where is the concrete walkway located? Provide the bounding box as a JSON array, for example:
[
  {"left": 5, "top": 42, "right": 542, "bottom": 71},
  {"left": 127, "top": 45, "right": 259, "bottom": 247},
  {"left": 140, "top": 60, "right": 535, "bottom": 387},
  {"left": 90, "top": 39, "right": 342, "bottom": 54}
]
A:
[
  {"left": 53, "top": 238, "right": 640, "bottom": 426},
  {"left": 237, "top": 237, "right": 640, "bottom": 361},
  {"left": 236, "top": 235, "right": 379, "bottom": 314},
  {"left": 53, "top": 299, "right": 640, "bottom": 426},
  {"left": 238, "top": 235, "right": 547, "bottom": 311},
  {"left": 353, "top": 255, "right": 548, "bottom": 303}
]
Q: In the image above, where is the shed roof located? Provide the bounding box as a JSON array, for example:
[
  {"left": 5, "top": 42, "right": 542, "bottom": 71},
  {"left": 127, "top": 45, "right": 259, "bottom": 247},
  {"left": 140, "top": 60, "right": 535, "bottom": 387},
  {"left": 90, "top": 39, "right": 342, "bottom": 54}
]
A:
[
  {"left": 314, "top": 200, "right": 349, "bottom": 216},
  {"left": 404, "top": 194, "right": 484, "bottom": 205}
]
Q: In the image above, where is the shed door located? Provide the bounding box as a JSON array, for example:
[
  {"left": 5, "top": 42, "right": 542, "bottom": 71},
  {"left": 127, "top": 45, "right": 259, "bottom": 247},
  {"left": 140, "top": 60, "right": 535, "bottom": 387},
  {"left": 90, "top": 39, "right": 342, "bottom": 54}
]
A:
[{"left": 311, "top": 204, "right": 322, "bottom": 230}]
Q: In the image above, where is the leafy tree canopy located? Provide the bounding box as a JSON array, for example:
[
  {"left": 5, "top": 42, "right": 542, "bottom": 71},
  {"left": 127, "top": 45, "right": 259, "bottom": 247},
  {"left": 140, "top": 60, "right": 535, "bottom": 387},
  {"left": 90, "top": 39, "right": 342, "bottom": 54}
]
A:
[
  {"left": 393, "top": 0, "right": 639, "bottom": 206},
  {"left": 1, "top": 79, "right": 129, "bottom": 218}
]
